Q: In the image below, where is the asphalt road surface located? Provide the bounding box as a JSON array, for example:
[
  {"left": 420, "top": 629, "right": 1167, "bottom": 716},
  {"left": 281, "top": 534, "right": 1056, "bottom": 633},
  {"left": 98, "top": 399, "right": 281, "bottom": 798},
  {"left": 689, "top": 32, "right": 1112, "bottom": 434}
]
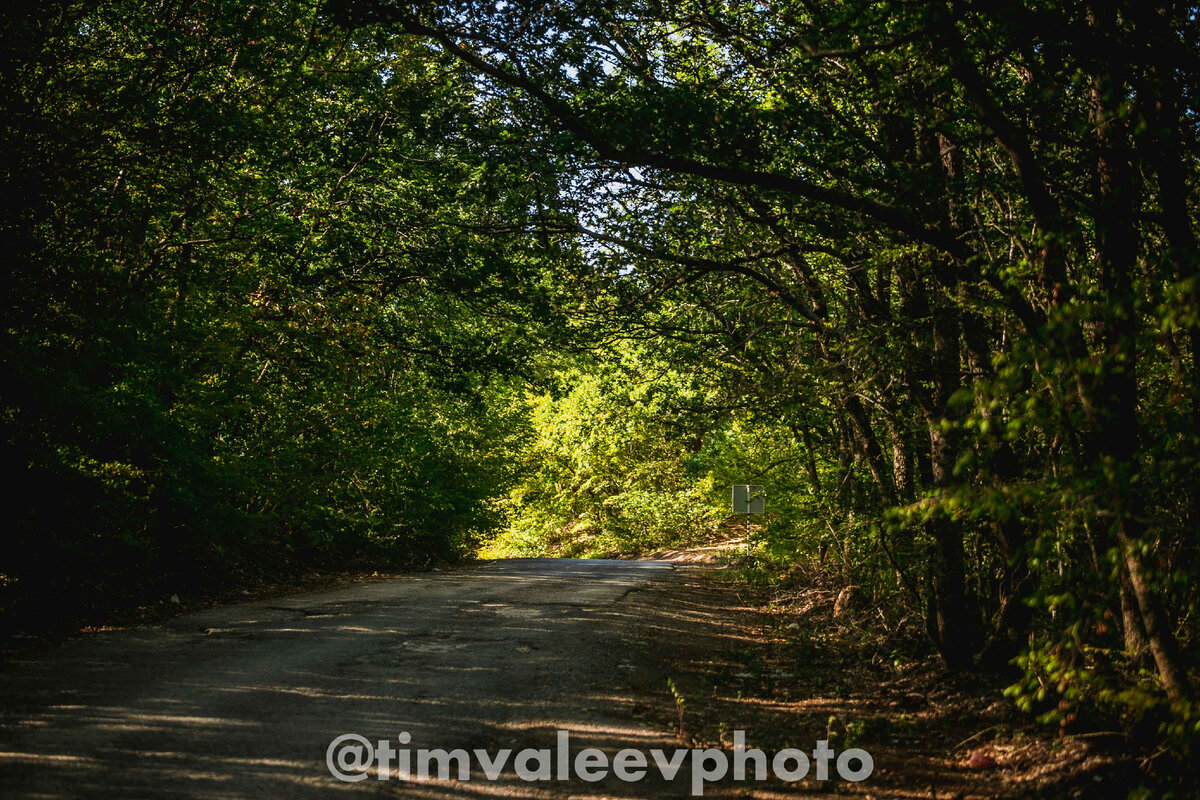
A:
[{"left": 0, "top": 558, "right": 693, "bottom": 799}]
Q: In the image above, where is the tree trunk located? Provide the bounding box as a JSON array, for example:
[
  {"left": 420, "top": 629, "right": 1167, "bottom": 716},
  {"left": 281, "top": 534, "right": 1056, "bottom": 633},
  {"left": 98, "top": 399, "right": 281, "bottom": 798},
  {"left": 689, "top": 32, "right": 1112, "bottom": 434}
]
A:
[
  {"left": 1118, "top": 560, "right": 1149, "bottom": 661},
  {"left": 1085, "top": 29, "right": 1190, "bottom": 700},
  {"left": 923, "top": 258, "right": 979, "bottom": 670},
  {"left": 927, "top": 423, "right": 975, "bottom": 670}
]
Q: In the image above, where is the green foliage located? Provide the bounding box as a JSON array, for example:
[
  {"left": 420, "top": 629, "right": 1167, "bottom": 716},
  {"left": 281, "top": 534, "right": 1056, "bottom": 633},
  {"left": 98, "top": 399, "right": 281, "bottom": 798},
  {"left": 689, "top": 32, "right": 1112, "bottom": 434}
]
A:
[
  {"left": 487, "top": 351, "right": 727, "bottom": 557},
  {"left": 5, "top": 1, "right": 1200, "bottom": 784},
  {"left": 0, "top": 0, "right": 562, "bottom": 625},
  {"left": 337, "top": 0, "right": 1200, "bottom": 777},
  {"left": 667, "top": 676, "right": 687, "bottom": 739}
]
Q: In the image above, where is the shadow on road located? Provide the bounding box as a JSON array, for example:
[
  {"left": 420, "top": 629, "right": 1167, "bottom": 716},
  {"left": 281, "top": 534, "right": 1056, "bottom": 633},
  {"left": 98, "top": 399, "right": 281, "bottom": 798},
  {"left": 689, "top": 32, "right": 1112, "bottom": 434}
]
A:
[{"left": 0, "top": 558, "right": 757, "bottom": 799}]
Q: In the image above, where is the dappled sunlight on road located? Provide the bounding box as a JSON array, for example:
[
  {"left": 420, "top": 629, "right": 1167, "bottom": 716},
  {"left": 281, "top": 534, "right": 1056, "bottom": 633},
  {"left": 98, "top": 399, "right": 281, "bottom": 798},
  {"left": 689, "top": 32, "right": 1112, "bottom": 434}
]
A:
[{"left": 0, "top": 559, "right": 711, "bottom": 799}]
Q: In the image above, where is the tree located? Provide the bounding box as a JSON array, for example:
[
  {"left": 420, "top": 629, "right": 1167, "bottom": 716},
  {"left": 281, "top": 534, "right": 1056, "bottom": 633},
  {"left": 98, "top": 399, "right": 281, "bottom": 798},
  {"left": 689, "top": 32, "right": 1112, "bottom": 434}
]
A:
[
  {"left": 330, "top": 0, "right": 1199, "bottom": 701},
  {"left": 0, "top": 0, "right": 567, "bottom": 625}
]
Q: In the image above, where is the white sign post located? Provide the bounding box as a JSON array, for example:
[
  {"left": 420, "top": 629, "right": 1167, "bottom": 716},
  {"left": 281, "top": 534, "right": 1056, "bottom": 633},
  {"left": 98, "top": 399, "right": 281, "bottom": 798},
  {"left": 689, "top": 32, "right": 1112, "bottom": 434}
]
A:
[{"left": 731, "top": 485, "right": 764, "bottom": 547}]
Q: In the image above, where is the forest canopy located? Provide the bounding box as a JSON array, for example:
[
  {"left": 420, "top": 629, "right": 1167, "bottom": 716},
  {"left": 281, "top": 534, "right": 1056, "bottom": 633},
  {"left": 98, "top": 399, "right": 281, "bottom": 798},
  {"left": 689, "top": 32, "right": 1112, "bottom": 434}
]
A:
[{"left": 3, "top": 0, "right": 1199, "bottom": 757}]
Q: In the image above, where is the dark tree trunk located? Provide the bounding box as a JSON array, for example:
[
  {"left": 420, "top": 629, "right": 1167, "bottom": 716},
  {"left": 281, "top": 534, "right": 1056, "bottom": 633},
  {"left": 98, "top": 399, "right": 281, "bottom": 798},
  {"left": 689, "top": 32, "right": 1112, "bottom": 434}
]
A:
[
  {"left": 927, "top": 425, "right": 975, "bottom": 670},
  {"left": 923, "top": 258, "right": 980, "bottom": 670},
  {"left": 1085, "top": 25, "right": 1190, "bottom": 700},
  {"left": 1118, "top": 561, "right": 1150, "bottom": 661},
  {"left": 795, "top": 421, "right": 822, "bottom": 495}
]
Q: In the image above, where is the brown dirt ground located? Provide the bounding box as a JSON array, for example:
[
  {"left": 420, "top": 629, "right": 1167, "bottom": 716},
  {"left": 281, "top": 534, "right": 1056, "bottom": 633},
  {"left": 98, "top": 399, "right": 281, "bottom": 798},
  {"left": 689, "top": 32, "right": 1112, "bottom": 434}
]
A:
[{"left": 617, "top": 560, "right": 1140, "bottom": 800}]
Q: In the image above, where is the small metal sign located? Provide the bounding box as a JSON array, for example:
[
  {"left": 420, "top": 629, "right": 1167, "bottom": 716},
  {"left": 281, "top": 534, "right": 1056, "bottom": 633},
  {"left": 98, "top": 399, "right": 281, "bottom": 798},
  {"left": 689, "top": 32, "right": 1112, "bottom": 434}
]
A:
[{"left": 731, "top": 485, "right": 764, "bottom": 514}]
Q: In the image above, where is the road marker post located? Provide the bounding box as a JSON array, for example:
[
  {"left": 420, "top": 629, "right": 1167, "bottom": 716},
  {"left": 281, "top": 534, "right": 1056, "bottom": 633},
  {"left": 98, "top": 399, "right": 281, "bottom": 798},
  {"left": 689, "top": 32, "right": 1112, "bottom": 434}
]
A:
[{"left": 731, "top": 485, "right": 764, "bottom": 551}]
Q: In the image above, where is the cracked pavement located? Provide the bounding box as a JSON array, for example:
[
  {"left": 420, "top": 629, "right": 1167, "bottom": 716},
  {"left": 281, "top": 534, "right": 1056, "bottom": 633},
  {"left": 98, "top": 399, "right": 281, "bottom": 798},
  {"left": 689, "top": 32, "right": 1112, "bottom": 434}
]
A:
[{"left": 0, "top": 558, "right": 690, "bottom": 799}]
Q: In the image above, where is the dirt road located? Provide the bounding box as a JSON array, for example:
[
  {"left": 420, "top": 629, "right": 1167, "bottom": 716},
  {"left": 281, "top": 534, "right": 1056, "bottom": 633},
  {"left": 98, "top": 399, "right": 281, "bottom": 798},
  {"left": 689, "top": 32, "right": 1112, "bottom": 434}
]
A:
[{"left": 0, "top": 558, "right": 712, "bottom": 799}]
